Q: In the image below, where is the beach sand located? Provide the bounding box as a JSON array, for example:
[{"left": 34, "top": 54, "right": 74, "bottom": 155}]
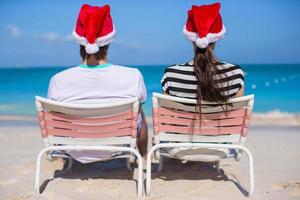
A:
[{"left": 0, "top": 118, "right": 300, "bottom": 200}]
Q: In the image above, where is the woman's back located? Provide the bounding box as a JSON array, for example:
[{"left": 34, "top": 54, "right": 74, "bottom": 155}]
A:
[{"left": 161, "top": 61, "right": 244, "bottom": 100}]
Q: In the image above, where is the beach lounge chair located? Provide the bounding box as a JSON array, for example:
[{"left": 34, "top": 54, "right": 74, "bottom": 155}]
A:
[
  {"left": 35, "top": 96, "right": 143, "bottom": 197},
  {"left": 146, "top": 93, "right": 255, "bottom": 197}
]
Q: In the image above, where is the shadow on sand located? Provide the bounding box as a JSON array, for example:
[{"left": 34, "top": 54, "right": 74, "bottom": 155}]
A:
[{"left": 39, "top": 157, "right": 249, "bottom": 196}]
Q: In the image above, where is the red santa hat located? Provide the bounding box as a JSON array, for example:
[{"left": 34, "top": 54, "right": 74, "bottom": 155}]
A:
[
  {"left": 183, "top": 2, "right": 226, "bottom": 49},
  {"left": 72, "top": 4, "right": 116, "bottom": 54}
]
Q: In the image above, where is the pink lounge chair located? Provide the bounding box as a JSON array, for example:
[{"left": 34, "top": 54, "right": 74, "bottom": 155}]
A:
[
  {"left": 146, "top": 93, "right": 255, "bottom": 197},
  {"left": 35, "top": 96, "right": 143, "bottom": 197}
]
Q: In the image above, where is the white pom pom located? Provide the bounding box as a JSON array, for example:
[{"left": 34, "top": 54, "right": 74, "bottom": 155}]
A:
[
  {"left": 196, "top": 37, "right": 209, "bottom": 49},
  {"left": 85, "top": 43, "right": 99, "bottom": 54}
]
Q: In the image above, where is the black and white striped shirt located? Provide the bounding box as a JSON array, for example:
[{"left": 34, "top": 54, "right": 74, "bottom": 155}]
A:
[{"left": 161, "top": 61, "right": 244, "bottom": 99}]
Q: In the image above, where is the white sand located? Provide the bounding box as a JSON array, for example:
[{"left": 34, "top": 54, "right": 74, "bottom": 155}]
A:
[{"left": 0, "top": 124, "right": 300, "bottom": 200}]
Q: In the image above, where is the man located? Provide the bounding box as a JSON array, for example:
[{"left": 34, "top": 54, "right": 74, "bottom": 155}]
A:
[{"left": 48, "top": 4, "right": 148, "bottom": 163}]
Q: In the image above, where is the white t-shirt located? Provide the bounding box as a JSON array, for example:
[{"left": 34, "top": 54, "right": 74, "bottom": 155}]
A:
[
  {"left": 47, "top": 63, "right": 147, "bottom": 163},
  {"left": 48, "top": 64, "right": 147, "bottom": 104}
]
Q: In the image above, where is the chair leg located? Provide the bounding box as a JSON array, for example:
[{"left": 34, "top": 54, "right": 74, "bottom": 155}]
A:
[
  {"left": 35, "top": 146, "right": 143, "bottom": 197},
  {"left": 146, "top": 145, "right": 158, "bottom": 196},
  {"left": 126, "top": 158, "right": 132, "bottom": 171},
  {"left": 242, "top": 148, "right": 255, "bottom": 197},
  {"left": 146, "top": 151, "right": 152, "bottom": 196},
  {"left": 64, "top": 157, "right": 73, "bottom": 172},
  {"left": 157, "top": 157, "right": 163, "bottom": 172},
  {"left": 46, "top": 151, "right": 54, "bottom": 162},
  {"left": 146, "top": 143, "right": 254, "bottom": 197},
  {"left": 215, "top": 161, "right": 221, "bottom": 173},
  {"left": 35, "top": 148, "right": 48, "bottom": 195},
  {"left": 135, "top": 152, "right": 143, "bottom": 197}
]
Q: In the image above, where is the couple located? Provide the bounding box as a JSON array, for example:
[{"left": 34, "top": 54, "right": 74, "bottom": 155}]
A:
[{"left": 48, "top": 3, "right": 244, "bottom": 163}]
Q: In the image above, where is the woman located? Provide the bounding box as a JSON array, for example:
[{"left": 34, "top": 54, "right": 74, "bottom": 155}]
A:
[
  {"left": 161, "top": 3, "right": 244, "bottom": 105},
  {"left": 48, "top": 4, "right": 148, "bottom": 163}
]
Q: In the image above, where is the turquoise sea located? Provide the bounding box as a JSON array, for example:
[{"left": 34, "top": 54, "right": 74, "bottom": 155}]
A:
[{"left": 0, "top": 64, "right": 299, "bottom": 116}]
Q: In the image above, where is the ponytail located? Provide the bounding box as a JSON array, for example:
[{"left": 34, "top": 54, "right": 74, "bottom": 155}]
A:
[{"left": 193, "top": 43, "right": 227, "bottom": 115}]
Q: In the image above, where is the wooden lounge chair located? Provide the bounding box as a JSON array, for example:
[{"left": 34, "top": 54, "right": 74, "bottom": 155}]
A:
[
  {"left": 146, "top": 92, "right": 255, "bottom": 197},
  {"left": 35, "top": 96, "right": 143, "bottom": 197}
]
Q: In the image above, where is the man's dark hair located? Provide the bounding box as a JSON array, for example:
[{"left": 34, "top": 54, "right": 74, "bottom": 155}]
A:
[{"left": 80, "top": 45, "right": 109, "bottom": 65}]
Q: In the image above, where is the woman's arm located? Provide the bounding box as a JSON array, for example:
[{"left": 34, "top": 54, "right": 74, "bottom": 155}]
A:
[{"left": 235, "top": 85, "right": 244, "bottom": 97}]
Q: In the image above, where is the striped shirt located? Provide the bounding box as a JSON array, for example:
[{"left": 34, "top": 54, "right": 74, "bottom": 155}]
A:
[{"left": 161, "top": 61, "right": 244, "bottom": 99}]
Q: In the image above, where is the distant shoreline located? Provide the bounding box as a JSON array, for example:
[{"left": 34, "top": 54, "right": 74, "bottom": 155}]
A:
[
  {"left": 1, "top": 63, "right": 300, "bottom": 69},
  {"left": 1, "top": 110, "right": 299, "bottom": 126}
]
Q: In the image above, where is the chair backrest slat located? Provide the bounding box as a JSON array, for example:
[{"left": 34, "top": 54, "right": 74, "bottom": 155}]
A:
[
  {"left": 47, "top": 128, "right": 133, "bottom": 138},
  {"left": 43, "top": 110, "right": 133, "bottom": 124},
  {"left": 159, "top": 124, "right": 244, "bottom": 135},
  {"left": 158, "top": 98, "right": 249, "bottom": 113},
  {"left": 39, "top": 103, "right": 132, "bottom": 117},
  {"left": 45, "top": 119, "right": 132, "bottom": 132},
  {"left": 158, "top": 107, "right": 247, "bottom": 120},
  {"left": 159, "top": 115, "right": 246, "bottom": 128}
]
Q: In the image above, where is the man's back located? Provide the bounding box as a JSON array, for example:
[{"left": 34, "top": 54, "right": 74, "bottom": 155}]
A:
[{"left": 48, "top": 64, "right": 147, "bottom": 104}]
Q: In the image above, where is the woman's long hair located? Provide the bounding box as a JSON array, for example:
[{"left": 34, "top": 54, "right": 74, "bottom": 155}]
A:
[{"left": 193, "top": 43, "right": 227, "bottom": 116}]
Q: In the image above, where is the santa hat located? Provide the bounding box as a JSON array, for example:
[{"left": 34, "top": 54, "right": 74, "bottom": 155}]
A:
[
  {"left": 72, "top": 4, "right": 116, "bottom": 54},
  {"left": 183, "top": 2, "right": 226, "bottom": 49}
]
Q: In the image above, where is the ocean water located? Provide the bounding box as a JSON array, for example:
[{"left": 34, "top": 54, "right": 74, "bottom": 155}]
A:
[{"left": 0, "top": 64, "right": 299, "bottom": 116}]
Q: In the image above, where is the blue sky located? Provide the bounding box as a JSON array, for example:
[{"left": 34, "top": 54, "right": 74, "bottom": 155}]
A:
[{"left": 0, "top": 0, "right": 299, "bottom": 67}]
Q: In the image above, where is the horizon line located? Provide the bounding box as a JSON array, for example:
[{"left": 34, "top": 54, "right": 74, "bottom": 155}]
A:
[{"left": 1, "top": 62, "right": 300, "bottom": 68}]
